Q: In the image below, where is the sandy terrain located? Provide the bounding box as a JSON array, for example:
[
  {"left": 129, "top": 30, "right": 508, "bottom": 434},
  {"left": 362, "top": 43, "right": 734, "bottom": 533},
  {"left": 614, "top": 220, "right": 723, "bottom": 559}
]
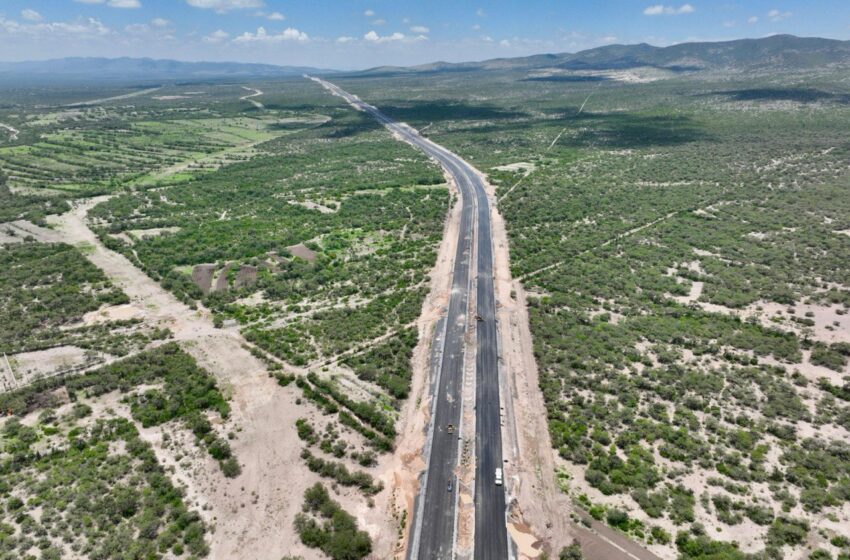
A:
[
  {"left": 124, "top": 226, "right": 182, "bottom": 242},
  {"left": 287, "top": 243, "right": 318, "bottom": 262},
  {"left": 0, "top": 220, "right": 63, "bottom": 244},
  {"left": 81, "top": 302, "right": 145, "bottom": 325},
  {"left": 493, "top": 162, "right": 536, "bottom": 175},
  {"left": 288, "top": 199, "right": 339, "bottom": 213}
]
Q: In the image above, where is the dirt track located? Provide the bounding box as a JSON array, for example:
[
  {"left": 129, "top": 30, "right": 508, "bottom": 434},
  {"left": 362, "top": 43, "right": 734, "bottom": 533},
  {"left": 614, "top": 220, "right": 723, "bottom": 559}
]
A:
[{"left": 33, "top": 199, "right": 395, "bottom": 559}]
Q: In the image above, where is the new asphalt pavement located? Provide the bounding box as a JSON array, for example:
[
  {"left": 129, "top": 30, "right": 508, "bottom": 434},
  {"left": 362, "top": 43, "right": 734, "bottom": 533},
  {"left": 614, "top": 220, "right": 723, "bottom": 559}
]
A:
[{"left": 309, "top": 77, "right": 509, "bottom": 560}]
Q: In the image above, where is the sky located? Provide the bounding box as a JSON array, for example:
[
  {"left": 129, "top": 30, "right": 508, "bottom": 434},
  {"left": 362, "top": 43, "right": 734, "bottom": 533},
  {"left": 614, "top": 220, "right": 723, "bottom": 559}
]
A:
[{"left": 1, "top": 1, "right": 849, "bottom": 70}]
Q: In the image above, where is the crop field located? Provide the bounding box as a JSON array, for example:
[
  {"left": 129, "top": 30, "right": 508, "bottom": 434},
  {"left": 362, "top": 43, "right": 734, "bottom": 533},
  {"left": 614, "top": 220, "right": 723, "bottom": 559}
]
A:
[
  {"left": 0, "top": 114, "right": 308, "bottom": 194},
  {"left": 337, "top": 69, "right": 850, "bottom": 558}
]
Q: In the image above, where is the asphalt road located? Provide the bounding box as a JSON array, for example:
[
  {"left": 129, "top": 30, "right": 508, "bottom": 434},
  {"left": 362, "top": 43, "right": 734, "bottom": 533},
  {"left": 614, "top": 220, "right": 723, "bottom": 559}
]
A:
[{"left": 308, "top": 77, "right": 509, "bottom": 560}]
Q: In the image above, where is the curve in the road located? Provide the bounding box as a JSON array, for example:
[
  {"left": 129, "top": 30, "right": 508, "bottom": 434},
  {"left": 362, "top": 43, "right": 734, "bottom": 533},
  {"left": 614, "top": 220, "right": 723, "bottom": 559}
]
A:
[{"left": 307, "top": 76, "right": 510, "bottom": 560}]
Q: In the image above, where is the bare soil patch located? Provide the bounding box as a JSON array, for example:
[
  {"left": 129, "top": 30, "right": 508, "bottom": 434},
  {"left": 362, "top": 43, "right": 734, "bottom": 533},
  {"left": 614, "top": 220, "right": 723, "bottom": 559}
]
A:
[
  {"left": 192, "top": 264, "right": 216, "bottom": 295},
  {"left": 287, "top": 243, "right": 317, "bottom": 262},
  {"left": 7, "top": 345, "right": 102, "bottom": 387}
]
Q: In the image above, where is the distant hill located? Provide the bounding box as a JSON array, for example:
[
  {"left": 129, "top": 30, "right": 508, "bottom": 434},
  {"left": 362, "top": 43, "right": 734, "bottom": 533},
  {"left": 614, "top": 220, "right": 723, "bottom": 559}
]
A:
[
  {"left": 354, "top": 35, "right": 850, "bottom": 77},
  {"left": 0, "top": 57, "right": 337, "bottom": 84}
]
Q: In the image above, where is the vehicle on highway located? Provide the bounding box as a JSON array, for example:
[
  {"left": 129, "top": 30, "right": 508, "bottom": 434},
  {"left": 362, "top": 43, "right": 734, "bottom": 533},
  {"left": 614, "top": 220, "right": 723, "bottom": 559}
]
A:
[
  {"left": 447, "top": 423, "right": 454, "bottom": 434},
  {"left": 447, "top": 481, "right": 453, "bottom": 492},
  {"left": 495, "top": 468, "right": 503, "bottom": 486}
]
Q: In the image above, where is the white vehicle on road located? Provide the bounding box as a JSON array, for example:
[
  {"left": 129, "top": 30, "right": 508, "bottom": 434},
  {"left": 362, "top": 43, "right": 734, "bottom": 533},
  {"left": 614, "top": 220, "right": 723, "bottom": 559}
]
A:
[{"left": 495, "top": 468, "right": 503, "bottom": 486}]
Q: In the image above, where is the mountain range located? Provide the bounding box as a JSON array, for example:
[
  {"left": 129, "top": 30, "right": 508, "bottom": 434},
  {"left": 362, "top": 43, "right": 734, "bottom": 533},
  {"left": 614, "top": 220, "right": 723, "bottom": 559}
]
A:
[
  {"left": 357, "top": 35, "right": 850, "bottom": 76},
  {"left": 1, "top": 35, "right": 847, "bottom": 84},
  {"left": 0, "top": 57, "right": 333, "bottom": 84}
]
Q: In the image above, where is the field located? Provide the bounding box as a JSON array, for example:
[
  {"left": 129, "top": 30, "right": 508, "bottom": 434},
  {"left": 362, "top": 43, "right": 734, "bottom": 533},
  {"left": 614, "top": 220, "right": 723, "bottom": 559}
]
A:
[
  {"left": 0, "top": 78, "right": 452, "bottom": 559},
  {"left": 335, "top": 67, "right": 850, "bottom": 558}
]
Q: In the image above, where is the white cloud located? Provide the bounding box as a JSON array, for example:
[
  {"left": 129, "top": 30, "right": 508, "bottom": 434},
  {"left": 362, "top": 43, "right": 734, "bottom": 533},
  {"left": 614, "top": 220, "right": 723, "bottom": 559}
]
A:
[
  {"left": 151, "top": 18, "right": 171, "bottom": 27},
  {"left": 336, "top": 36, "right": 355, "bottom": 43},
  {"left": 21, "top": 9, "right": 42, "bottom": 21},
  {"left": 0, "top": 15, "right": 113, "bottom": 37},
  {"left": 267, "top": 11, "right": 284, "bottom": 21},
  {"left": 364, "top": 9, "right": 375, "bottom": 17},
  {"left": 723, "top": 20, "right": 736, "bottom": 28},
  {"left": 476, "top": 8, "right": 486, "bottom": 17},
  {"left": 364, "top": 30, "right": 405, "bottom": 43},
  {"left": 410, "top": 25, "right": 429, "bottom": 33},
  {"left": 767, "top": 9, "right": 791, "bottom": 22},
  {"left": 499, "top": 39, "right": 510, "bottom": 47},
  {"left": 402, "top": 17, "right": 410, "bottom": 24},
  {"left": 125, "top": 23, "right": 150, "bottom": 34},
  {"left": 187, "top": 0, "right": 264, "bottom": 12},
  {"left": 747, "top": 16, "right": 759, "bottom": 24},
  {"left": 234, "top": 26, "right": 309, "bottom": 43},
  {"left": 75, "top": 0, "right": 142, "bottom": 7},
  {"left": 373, "top": 19, "right": 386, "bottom": 25},
  {"left": 472, "top": 24, "right": 481, "bottom": 31},
  {"left": 643, "top": 4, "right": 695, "bottom": 16},
  {"left": 202, "top": 29, "right": 230, "bottom": 43}
]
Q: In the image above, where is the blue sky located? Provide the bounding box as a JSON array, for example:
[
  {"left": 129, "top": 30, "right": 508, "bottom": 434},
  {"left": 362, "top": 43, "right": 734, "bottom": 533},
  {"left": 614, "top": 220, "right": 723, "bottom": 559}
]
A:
[{"left": 1, "top": 1, "right": 848, "bottom": 69}]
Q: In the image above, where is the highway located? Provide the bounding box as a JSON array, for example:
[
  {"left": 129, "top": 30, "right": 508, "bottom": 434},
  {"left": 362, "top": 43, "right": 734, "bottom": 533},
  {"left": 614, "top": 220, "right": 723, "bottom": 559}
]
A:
[{"left": 308, "top": 76, "right": 509, "bottom": 560}]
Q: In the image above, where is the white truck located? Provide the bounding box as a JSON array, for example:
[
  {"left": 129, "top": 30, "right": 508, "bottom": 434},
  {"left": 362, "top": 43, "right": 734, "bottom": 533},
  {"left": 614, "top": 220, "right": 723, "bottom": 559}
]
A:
[{"left": 495, "top": 468, "right": 503, "bottom": 486}]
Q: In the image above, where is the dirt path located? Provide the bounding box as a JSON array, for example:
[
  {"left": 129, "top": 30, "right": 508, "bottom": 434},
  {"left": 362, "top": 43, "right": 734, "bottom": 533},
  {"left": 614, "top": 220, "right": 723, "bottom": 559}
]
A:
[
  {"left": 64, "top": 86, "right": 162, "bottom": 107},
  {"left": 34, "top": 198, "right": 390, "bottom": 560},
  {"left": 240, "top": 87, "right": 265, "bottom": 109},
  {"left": 519, "top": 210, "right": 681, "bottom": 282}
]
